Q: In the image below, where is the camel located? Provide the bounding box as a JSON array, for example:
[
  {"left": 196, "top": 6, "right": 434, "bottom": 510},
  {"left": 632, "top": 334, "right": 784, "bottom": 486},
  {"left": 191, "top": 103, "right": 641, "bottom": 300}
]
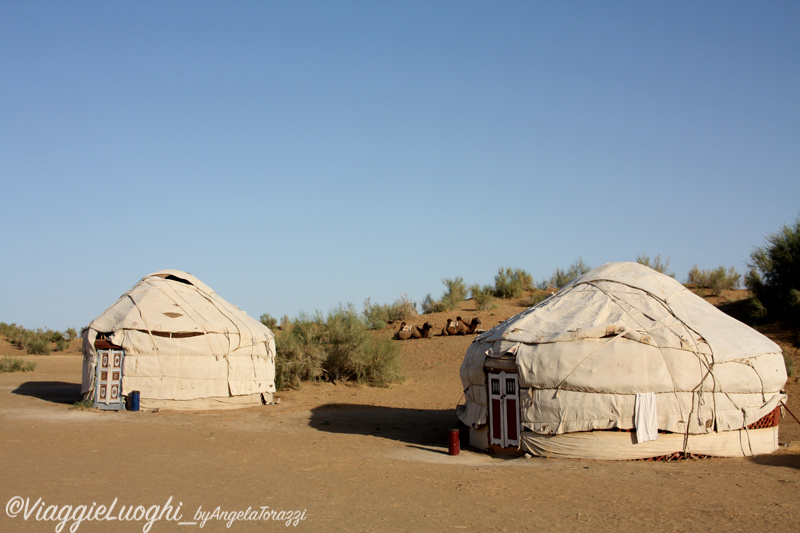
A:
[
  {"left": 455, "top": 316, "right": 482, "bottom": 335},
  {"left": 441, "top": 318, "right": 459, "bottom": 336},
  {"left": 394, "top": 322, "right": 433, "bottom": 340},
  {"left": 416, "top": 322, "right": 434, "bottom": 339}
]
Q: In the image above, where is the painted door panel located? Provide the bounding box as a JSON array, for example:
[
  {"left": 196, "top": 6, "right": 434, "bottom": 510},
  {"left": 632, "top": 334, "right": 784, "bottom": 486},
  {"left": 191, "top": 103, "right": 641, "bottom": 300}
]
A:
[{"left": 487, "top": 371, "right": 520, "bottom": 448}]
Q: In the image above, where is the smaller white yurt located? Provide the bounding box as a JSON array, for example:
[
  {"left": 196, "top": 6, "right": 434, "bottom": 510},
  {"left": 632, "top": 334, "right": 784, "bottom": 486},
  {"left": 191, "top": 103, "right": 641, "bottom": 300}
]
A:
[
  {"left": 82, "top": 270, "right": 275, "bottom": 410},
  {"left": 458, "top": 262, "right": 787, "bottom": 459}
]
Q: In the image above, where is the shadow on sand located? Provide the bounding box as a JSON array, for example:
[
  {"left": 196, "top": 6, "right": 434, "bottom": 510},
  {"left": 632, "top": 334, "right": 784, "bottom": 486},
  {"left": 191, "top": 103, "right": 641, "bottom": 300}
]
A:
[
  {"left": 749, "top": 450, "right": 800, "bottom": 470},
  {"left": 13, "top": 381, "right": 82, "bottom": 404},
  {"left": 309, "top": 403, "right": 467, "bottom": 450}
]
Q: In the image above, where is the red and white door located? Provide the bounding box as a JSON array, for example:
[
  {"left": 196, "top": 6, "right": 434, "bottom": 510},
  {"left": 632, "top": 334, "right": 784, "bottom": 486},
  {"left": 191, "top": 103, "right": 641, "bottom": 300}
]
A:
[
  {"left": 95, "top": 348, "right": 124, "bottom": 409},
  {"left": 488, "top": 371, "right": 520, "bottom": 448}
]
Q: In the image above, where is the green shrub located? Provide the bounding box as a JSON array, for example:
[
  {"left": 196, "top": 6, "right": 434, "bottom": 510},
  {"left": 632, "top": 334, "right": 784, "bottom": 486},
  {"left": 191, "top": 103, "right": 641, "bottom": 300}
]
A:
[
  {"left": 521, "top": 290, "right": 552, "bottom": 308},
  {"left": 351, "top": 336, "right": 402, "bottom": 387},
  {"left": 362, "top": 299, "right": 389, "bottom": 330},
  {"left": 493, "top": 267, "right": 533, "bottom": 299},
  {"left": 274, "top": 306, "right": 402, "bottom": 390},
  {"left": 25, "top": 332, "right": 51, "bottom": 355},
  {"left": 0, "top": 356, "right": 36, "bottom": 373},
  {"left": 274, "top": 312, "right": 326, "bottom": 390},
  {"left": 442, "top": 277, "right": 467, "bottom": 307},
  {"left": 470, "top": 284, "right": 497, "bottom": 311},
  {"left": 387, "top": 295, "right": 417, "bottom": 322},
  {"left": 548, "top": 258, "right": 591, "bottom": 288},
  {"left": 688, "top": 265, "right": 741, "bottom": 295},
  {"left": 362, "top": 295, "right": 417, "bottom": 330},
  {"left": 746, "top": 217, "right": 800, "bottom": 319},
  {"left": 637, "top": 253, "right": 673, "bottom": 277},
  {"left": 260, "top": 313, "right": 278, "bottom": 330},
  {"left": 55, "top": 337, "right": 68, "bottom": 352},
  {"left": 65, "top": 328, "right": 78, "bottom": 341},
  {"left": 420, "top": 294, "right": 447, "bottom": 314},
  {"left": 0, "top": 323, "right": 63, "bottom": 355},
  {"left": 71, "top": 398, "right": 94, "bottom": 410}
]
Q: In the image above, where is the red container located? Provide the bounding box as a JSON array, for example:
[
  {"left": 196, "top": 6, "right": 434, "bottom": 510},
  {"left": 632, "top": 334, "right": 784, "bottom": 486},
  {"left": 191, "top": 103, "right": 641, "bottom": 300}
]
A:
[{"left": 448, "top": 429, "right": 460, "bottom": 456}]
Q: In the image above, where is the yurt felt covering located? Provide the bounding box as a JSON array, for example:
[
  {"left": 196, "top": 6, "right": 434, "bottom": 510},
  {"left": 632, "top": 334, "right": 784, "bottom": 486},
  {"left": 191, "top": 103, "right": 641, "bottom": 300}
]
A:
[
  {"left": 82, "top": 270, "right": 275, "bottom": 409},
  {"left": 459, "top": 262, "right": 787, "bottom": 449}
]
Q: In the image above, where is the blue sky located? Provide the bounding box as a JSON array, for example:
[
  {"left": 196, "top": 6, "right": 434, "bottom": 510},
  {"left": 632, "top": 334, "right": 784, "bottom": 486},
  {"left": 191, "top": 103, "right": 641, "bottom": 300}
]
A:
[{"left": 2, "top": 1, "right": 798, "bottom": 331}]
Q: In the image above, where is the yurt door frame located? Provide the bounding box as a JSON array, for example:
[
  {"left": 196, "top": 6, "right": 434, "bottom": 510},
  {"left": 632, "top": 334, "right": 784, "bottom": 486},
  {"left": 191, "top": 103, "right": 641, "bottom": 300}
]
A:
[
  {"left": 488, "top": 371, "right": 521, "bottom": 448},
  {"left": 94, "top": 347, "right": 125, "bottom": 410}
]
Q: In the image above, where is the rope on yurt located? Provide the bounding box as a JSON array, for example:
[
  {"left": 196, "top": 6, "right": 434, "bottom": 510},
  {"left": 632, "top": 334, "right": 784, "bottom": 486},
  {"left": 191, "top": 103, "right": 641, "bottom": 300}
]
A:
[
  {"left": 781, "top": 401, "right": 800, "bottom": 425},
  {"left": 588, "top": 281, "right": 689, "bottom": 426},
  {"left": 587, "top": 280, "right": 717, "bottom": 454},
  {"left": 550, "top": 328, "right": 630, "bottom": 393}
]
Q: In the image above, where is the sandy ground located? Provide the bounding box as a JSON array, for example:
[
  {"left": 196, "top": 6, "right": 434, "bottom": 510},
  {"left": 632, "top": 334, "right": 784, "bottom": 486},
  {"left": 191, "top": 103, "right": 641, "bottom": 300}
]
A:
[{"left": 1, "top": 294, "right": 799, "bottom": 532}]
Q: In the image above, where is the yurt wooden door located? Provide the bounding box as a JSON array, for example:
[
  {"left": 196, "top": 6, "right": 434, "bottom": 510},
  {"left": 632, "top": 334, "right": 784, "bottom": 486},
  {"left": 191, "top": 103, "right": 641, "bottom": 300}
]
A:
[
  {"left": 94, "top": 348, "right": 124, "bottom": 410},
  {"left": 488, "top": 371, "right": 520, "bottom": 448}
]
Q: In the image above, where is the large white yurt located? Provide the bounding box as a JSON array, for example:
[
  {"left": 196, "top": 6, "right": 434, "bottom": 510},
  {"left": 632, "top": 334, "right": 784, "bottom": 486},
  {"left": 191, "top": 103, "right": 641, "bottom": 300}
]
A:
[
  {"left": 458, "top": 262, "right": 787, "bottom": 459},
  {"left": 82, "top": 270, "right": 275, "bottom": 410}
]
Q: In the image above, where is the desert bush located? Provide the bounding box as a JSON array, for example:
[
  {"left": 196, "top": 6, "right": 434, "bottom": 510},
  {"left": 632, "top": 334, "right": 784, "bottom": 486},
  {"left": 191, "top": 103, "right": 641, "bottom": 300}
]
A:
[
  {"left": 362, "top": 299, "right": 389, "bottom": 330},
  {"left": 349, "top": 336, "right": 402, "bottom": 387},
  {"left": 420, "top": 294, "right": 447, "bottom": 314},
  {"left": 547, "top": 258, "right": 591, "bottom": 288},
  {"left": 0, "top": 356, "right": 36, "bottom": 373},
  {"left": 387, "top": 295, "right": 417, "bottom": 322},
  {"left": 746, "top": 217, "right": 800, "bottom": 319},
  {"left": 324, "top": 305, "right": 370, "bottom": 381},
  {"left": 442, "top": 277, "right": 467, "bottom": 307},
  {"left": 0, "top": 323, "right": 65, "bottom": 355},
  {"left": 260, "top": 313, "right": 278, "bottom": 330},
  {"left": 274, "top": 312, "right": 327, "bottom": 390},
  {"left": 521, "top": 290, "right": 552, "bottom": 308},
  {"left": 55, "top": 337, "right": 69, "bottom": 352},
  {"left": 274, "top": 306, "right": 402, "bottom": 390},
  {"left": 688, "top": 265, "right": 741, "bottom": 295},
  {"left": 362, "top": 295, "right": 417, "bottom": 330},
  {"left": 469, "top": 284, "right": 497, "bottom": 311},
  {"left": 24, "top": 331, "right": 51, "bottom": 355},
  {"left": 65, "top": 328, "right": 78, "bottom": 341},
  {"left": 637, "top": 253, "right": 673, "bottom": 277},
  {"left": 493, "top": 267, "right": 533, "bottom": 299}
]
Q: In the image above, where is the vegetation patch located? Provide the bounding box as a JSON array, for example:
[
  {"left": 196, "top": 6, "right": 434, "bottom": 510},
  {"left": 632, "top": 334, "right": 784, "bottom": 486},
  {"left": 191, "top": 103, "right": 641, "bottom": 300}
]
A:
[
  {"left": 746, "top": 217, "right": 800, "bottom": 321},
  {"left": 0, "top": 323, "right": 78, "bottom": 355},
  {"left": 493, "top": 267, "right": 533, "bottom": 299},
  {"left": 545, "top": 258, "right": 591, "bottom": 289},
  {"left": 362, "top": 295, "right": 416, "bottom": 330},
  {"left": 0, "top": 356, "right": 36, "bottom": 373},
  {"left": 275, "top": 305, "right": 403, "bottom": 390},
  {"left": 688, "top": 265, "right": 741, "bottom": 295},
  {"left": 637, "top": 253, "right": 673, "bottom": 277}
]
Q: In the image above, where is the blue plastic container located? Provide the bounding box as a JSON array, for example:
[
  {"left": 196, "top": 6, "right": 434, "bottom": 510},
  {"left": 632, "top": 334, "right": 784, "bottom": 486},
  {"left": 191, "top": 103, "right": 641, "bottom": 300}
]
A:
[{"left": 128, "top": 390, "right": 140, "bottom": 411}]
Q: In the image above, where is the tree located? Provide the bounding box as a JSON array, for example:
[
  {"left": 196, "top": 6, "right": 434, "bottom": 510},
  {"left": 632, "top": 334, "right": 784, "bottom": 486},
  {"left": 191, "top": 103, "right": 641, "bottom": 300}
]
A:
[{"left": 746, "top": 217, "right": 800, "bottom": 319}]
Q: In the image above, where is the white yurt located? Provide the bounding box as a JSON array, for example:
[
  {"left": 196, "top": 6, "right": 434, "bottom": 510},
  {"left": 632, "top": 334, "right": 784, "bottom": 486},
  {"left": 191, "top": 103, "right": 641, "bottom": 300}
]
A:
[
  {"left": 82, "top": 270, "right": 275, "bottom": 410},
  {"left": 458, "top": 262, "right": 787, "bottom": 459}
]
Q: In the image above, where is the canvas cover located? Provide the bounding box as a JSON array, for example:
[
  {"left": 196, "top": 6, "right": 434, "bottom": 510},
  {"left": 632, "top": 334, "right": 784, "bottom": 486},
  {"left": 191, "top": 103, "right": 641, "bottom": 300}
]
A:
[
  {"left": 459, "top": 262, "right": 787, "bottom": 444},
  {"left": 82, "top": 270, "right": 275, "bottom": 409}
]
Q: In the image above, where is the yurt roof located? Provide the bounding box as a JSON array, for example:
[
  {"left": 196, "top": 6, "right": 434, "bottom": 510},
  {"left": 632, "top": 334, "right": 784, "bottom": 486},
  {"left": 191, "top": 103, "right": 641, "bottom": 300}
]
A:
[
  {"left": 476, "top": 261, "right": 779, "bottom": 363},
  {"left": 86, "top": 269, "right": 270, "bottom": 340}
]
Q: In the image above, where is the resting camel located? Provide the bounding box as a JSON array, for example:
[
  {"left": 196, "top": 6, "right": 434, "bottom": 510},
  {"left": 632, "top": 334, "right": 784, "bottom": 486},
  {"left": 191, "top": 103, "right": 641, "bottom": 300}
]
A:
[
  {"left": 455, "top": 316, "right": 482, "bottom": 335},
  {"left": 441, "top": 318, "right": 459, "bottom": 336},
  {"left": 394, "top": 322, "right": 433, "bottom": 340}
]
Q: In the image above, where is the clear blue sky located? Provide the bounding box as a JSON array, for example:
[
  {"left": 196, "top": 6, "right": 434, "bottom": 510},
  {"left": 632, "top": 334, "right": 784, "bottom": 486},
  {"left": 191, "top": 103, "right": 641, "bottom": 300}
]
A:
[{"left": 2, "top": 1, "right": 798, "bottom": 331}]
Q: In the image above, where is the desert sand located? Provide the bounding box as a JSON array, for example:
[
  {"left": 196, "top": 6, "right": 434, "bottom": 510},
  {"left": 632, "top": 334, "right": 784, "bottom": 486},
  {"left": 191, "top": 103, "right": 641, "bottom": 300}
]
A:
[{"left": 1, "top": 292, "right": 799, "bottom": 532}]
